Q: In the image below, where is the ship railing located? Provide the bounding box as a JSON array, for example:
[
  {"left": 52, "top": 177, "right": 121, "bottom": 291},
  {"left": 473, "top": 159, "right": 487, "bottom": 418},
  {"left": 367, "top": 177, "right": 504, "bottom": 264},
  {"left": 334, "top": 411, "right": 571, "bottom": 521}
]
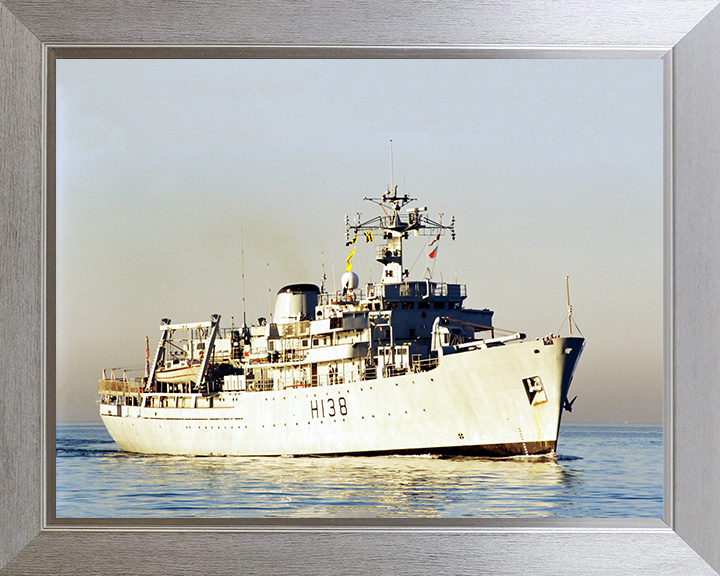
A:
[
  {"left": 102, "top": 366, "right": 146, "bottom": 383},
  {"left": 369, "top": 282, "right": 467, "bottom": 300},
  {"left": 263, "top": 369, "right": 363, "bottom": 391},
  {"left": 99, "top": 367, "right": 146, "bottom": 405},
  {"left": 267, "top": 348, "right": 309, "bottom": 363},
  {"left": 318, "top": 290, "right": 365, "bottom": 307},
  {"left": 98, "top": 379, "right": 144, "bottom": 395},
  {"left": 410, "top": 354, "right": 440, "bottom": 373},
  {"left": 98, "top": 377, "right": 145, "bottom": 407},
  {"left": 405, "top": 282, "right": 466, "bottom": 298},
  {"left": 217, "top": 327, "right": 247, "bottom": 339},
  {"left": 383, "top": 365, "right": 409, "bottom": 377},
  {"left": 245, "top": 379, "right": 276, "bottom": 392}
]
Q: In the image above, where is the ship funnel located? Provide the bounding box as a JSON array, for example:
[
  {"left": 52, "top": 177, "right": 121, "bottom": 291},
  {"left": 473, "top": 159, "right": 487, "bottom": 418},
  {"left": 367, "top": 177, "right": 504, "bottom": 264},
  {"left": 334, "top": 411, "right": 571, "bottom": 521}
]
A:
[{"left": 273, "top": 284, "right": 320, "bottom": 324}]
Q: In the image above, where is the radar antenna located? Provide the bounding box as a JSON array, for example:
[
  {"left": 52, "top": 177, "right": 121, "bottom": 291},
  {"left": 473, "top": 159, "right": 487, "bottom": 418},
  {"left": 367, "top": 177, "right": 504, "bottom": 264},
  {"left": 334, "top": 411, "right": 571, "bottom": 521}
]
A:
[{"left": 345, "top": 154, "right": 455, "bottom": 284}]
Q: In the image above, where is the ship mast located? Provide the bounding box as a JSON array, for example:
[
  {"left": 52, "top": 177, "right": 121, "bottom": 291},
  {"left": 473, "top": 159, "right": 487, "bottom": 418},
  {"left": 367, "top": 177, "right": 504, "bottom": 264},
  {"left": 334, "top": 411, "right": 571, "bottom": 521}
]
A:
[
  {"left": 566, "top": 275, "right": 573, "bottom": 336},
  {"left": 346, "top": 184, "right": 455, "bottom": 284}
]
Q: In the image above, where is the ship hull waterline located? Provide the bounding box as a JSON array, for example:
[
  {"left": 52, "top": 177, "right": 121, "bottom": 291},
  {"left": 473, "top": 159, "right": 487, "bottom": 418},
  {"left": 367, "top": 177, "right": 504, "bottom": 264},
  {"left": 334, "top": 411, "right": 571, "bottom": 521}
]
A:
[{"left": 100, "top": 337, "right": 584, "bottom": 458}]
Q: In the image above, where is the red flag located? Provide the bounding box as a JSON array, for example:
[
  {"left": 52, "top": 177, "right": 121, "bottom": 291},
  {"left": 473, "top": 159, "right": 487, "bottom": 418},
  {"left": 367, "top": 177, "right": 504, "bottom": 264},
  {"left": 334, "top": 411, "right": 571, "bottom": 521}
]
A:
[{"left": 428, "top": 234, "right": 440, "bottom": 259}]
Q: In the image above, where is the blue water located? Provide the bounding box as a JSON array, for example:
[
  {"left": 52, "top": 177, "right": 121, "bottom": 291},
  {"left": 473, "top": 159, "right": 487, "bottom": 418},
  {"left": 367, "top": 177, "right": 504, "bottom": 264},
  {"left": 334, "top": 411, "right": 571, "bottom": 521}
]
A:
[{"left": 56, "top": 423, "right": 662, "bottom": 518}]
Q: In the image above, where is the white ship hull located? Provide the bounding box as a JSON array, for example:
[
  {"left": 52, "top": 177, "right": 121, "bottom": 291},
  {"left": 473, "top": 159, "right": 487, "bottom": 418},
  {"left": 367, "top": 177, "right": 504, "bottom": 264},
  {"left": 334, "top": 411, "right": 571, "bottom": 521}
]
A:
[
  {"left": 100, "top": 337, "right": 583, "bottom": 457},
  {"left": 99, "top": 183, "right": 585, "bottom": 458}
]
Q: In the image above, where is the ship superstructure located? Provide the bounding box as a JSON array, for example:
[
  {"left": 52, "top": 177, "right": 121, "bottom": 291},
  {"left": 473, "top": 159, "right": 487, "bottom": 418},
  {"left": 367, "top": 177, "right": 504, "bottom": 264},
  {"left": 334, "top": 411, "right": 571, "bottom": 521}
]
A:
[{"left": 98, "top": 183, "right": 584, "bottom": 457}]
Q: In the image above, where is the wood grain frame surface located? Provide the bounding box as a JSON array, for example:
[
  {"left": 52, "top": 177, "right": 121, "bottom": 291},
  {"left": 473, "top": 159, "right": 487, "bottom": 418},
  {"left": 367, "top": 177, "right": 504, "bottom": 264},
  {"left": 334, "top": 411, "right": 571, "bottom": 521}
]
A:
[{"left": 2, "top": 1, "right": 720, "bottom": 574}]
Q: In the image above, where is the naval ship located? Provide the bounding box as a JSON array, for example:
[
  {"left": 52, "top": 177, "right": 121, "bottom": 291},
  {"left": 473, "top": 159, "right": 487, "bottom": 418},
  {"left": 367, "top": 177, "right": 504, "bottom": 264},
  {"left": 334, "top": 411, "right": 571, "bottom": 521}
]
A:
[{"left": 98, "top": 184, "right": 584, "bottom": 457}]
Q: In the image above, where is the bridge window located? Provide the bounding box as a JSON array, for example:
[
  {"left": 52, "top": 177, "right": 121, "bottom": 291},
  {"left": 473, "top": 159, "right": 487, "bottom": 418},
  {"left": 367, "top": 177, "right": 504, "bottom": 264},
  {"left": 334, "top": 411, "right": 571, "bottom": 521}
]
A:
[
  {"left": 418, "top": 301, "right": 430, "bottom": 309},
  {"left": 402, "top": 301, "right": 414, "bottom": 309},
  {"left": 449, "top": 301, "right": 461, "bottom": 309},
  {"left": 433, "top": 301, "right": 445, "bottom": 309}
]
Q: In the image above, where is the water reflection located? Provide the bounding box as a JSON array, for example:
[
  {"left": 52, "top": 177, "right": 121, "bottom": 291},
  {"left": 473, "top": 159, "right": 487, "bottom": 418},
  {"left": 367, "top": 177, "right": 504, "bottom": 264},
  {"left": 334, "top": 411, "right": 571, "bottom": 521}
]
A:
[
  {"left": 78, "top": 451, "right": 586, "bottom": 518},
  {"left": 56, "top": 423, "right": 662, "bottom": 519}
]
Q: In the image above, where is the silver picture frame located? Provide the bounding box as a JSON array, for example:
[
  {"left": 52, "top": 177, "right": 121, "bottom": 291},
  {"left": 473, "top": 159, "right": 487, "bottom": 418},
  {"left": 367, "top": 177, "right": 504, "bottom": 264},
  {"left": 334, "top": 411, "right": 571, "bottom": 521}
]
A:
[{"left": 2, "top": 1, "right": 720, "bottom": 574}]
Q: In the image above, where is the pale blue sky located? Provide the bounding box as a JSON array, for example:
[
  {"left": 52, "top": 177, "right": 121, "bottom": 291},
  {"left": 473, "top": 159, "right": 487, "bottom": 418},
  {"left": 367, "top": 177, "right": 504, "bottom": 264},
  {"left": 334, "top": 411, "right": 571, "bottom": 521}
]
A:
[{"left": 56, "top": 59, "right": 663, "bottom": 423}]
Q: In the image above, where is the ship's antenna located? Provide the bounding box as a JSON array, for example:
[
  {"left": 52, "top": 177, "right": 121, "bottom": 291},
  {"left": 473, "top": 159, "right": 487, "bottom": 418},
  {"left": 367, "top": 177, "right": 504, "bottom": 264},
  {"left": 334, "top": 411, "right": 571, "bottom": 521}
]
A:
[
  {"left": 320, "top": 240, "right": 327, "bottom": 293},
  {"left": 390, "top": 139, "right": 394, "bottom": 192},
  {"left": 267, "top": 240, "right": 273, "bottom": 321},
  {"left": 566, "top": 275, "right": 573, "bottom": 336},
  {"left": 241, "top": 228, "right": 247, "bottom": 327}
]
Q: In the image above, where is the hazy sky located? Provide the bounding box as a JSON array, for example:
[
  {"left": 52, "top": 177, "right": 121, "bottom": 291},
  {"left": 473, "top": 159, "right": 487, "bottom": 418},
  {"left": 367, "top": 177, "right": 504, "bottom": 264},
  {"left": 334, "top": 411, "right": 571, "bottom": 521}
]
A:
[{"left": 56, "top": 59, "right": 663, "bottom": 424}]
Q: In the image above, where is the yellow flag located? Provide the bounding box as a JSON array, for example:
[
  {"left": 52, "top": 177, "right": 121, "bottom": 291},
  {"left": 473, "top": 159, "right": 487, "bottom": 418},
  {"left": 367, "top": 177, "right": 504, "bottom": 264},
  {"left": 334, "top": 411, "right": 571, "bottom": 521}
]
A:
[
  {"left": 364, "top": 231, "right": 374, "bottom": 243},
  {"left": 345, "top": 246, "right": 356, "bottom": 272}
]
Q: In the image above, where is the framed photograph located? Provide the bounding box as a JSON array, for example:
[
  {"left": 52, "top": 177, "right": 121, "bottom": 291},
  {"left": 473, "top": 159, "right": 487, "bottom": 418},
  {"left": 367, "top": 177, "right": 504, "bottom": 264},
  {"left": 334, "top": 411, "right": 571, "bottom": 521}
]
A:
[
  {"left": 53, "top": 56, "right": 665, "bottom": 522},
  {"left": 2, "top": 1, "right": 720, "bottom": 574}
]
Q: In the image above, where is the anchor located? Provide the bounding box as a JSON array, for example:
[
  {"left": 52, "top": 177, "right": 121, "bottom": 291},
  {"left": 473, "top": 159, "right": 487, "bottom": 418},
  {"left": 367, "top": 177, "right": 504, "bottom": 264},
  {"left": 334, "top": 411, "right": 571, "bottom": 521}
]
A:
[{"left": 563, "top": 395, "right": 578, "bottom": 412}]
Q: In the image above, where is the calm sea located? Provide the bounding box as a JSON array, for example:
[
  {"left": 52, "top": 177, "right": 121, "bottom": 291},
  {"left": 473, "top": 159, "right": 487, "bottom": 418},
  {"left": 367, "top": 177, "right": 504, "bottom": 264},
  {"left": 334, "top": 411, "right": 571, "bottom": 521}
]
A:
[{"left": 56, "top": 423, "right": 662, "bottom": 518}]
